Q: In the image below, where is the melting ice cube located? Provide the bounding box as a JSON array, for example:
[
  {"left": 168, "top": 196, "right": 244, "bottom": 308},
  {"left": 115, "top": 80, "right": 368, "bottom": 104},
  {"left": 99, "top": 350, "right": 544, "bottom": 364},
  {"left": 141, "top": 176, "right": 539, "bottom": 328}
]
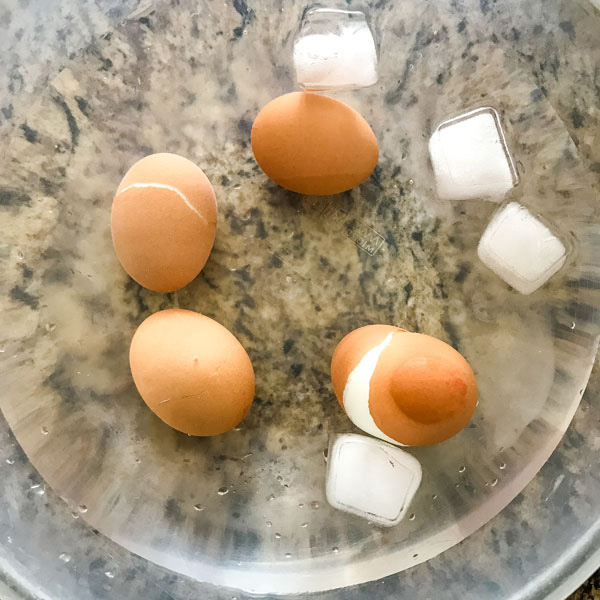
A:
[
  {"left": 478, "top": 202, "right": 567, "bottom": 295},
  {"left": 326, "top": 433, "right": 422, "bottom": 527},
  {"left": 429, "top": 107, "right": 518, "bottom": 201},
  {"left": 293, "top": 8, "right": 378, "bottom": 91}
]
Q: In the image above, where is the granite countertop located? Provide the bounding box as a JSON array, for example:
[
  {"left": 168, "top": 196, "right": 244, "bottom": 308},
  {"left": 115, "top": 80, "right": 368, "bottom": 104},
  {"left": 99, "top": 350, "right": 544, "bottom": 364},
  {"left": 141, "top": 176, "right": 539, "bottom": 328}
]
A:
[
  {"left": 570, "top": 571, "right": 600, "bottom": 600},
  {"left": 1, "top": 0, "right": 600, "bottom": 599}
]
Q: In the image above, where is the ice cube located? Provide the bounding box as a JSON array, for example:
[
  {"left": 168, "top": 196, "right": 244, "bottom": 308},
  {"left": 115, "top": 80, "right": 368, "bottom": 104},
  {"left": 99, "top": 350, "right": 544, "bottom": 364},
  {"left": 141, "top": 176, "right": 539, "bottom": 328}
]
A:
[
  {"left": 293, "top": 8, "right": 378, "bottom": 91},
  {"left": 326, "top": 433, "right": 422, "bottom": 527},
  {"left": 477, "top": 202, "right": 567, "bottom": 295},
  {"left": 429, "top": 107, "right": 518, "bottom": 201}
]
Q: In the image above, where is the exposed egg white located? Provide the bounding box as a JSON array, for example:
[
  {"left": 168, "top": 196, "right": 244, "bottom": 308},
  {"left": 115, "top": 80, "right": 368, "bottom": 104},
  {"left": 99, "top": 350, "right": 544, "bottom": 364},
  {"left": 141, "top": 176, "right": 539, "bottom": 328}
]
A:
[{"left": 342, "top": 332, "right": 407, "bottom": 446}]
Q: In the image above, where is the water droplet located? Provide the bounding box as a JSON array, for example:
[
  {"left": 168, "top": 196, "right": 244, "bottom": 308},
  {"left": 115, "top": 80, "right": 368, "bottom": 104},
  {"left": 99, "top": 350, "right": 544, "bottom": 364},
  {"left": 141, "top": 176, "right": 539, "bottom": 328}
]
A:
[
  {"left": 104, "top": 571, "right": 115, "bottom": 579},
  {"left": 311, "top": 501, "right": 320, "bottom": 509},
  {"left": 409, "top": 513, "right": 416, "bottom": 521},
  {"left": 233, "top": 183, "right": 242, "bottom": 190},
  {"left": 298, "top": 503, "right": 304, "bottom": 508},
  {"left": 242, "top": 29, "right": 248, "bottom": 35},
  {"left": 135, "top": 458, "right": 141, "bottom": 464},
  {"left": 218, "top": 487, "right": 229, "bottom": 496},
  {"left": 265, "top": 520, "right": 272, "bottom": 527},
  {"left": 301, "top": 522, "right": 308, "bottom": 528},
  {"left": 78, "top": 505, "right": 88, "bottom": 513},
  {"left": 408, "top": 178, "right": 414, "bottom": 185},
  {"left": 44, "top": 323, "right": 56, "bottom": 333},
  {"left": 332, "top": 547, "right": 339, "bottom": 554},
  {"left": 408, "top": 63, "right": 414, "bottom": 71},
  {"left": 71, "top": 511, "right": 79, "bottom": 519},
  {"left": 274, "top": 532, "right": 281, "bottom": 539},
  {"left": 490, "top": 478, "right": 499, "bottom": 487},
  {"left": 6, "top": 458, "right": 14, "bottom": 465},
  {"left": 285, "top": 552, "right": 292, "bottom": 559},
  {"left": 432, "top": 494, "right": 438, "bottom": 500},
  {"left": 570, "top": 322, "right": 576, "bottom": 330},
  {"left": 276, "top": 475, "right": 283, "bottom": 482},
  {"left": 268, "top": 494, "right": 275, "bottom": 501},
  {"left": 41, "top": 426, "right": 49, "bottom": 435},
  {"left": 59, "top": 552, "right": 71, "bottom": 563},
  {"left": 417, "top": 52, "right": 423, "bottom": 59},
  {"left": 458, "top": 466, "right": 466, "bottom": 473},
  {"left": 499, "top": 462, "right": 507, "bottom": 470},
  {"left": 193, "top": 504, "right": 204, "bottom": 512},
  {"left": 323, "top": 448, "right": 328, "bottom": 462},
  {"left": 455, "top": 483, "right": 460, "bottom": 488},
  {"left": 484, "top": 481, "right": 489, "bottom": 487},
  {"left": 7, "top": 536, "right": 12, "bottom": 544}
]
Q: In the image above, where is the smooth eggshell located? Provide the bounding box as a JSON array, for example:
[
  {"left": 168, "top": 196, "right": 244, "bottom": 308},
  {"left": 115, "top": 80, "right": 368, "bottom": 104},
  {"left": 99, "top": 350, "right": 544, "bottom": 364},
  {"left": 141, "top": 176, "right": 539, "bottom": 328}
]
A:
[
  {"left": 251, "top": 92, "right": 378, "bottom": 195},
  {"left": 331, "top": 325, "right": 477, "bottom": 446},
  {"left": 111, "top": 153, "right": 217, "bottom": 292},
  {"left": 130, "top": 309, "right": 255, "bottom": 436}
]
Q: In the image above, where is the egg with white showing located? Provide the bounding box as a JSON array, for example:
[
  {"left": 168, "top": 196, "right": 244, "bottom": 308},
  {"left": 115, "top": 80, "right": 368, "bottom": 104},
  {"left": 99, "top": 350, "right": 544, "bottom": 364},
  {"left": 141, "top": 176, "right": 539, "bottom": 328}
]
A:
[{"left": 331, "top": 325, "right": 478, "bottom": 446}]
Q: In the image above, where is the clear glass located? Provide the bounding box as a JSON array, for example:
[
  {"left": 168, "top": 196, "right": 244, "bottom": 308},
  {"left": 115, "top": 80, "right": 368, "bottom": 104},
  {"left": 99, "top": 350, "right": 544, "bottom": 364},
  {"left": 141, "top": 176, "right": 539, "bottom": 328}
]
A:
[{"left": 1, "top": 0, "right": 599, "bottom": 598}]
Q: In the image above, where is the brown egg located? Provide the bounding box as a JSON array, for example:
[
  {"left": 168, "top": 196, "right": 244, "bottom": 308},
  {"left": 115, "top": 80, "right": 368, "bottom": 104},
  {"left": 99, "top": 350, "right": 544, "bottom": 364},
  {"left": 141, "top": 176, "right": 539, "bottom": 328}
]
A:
[
  {"left": 111, "top": 153, "right": 217, "bottom": 292},
  {"left": 251, "top": 92, "right": 378, "bottom": 195},
  {"left": 331, "top": 325, "right": 477, "bottom": 446},
  {"left": 130, "top": 309, "right": 254, "bottom": 436}
]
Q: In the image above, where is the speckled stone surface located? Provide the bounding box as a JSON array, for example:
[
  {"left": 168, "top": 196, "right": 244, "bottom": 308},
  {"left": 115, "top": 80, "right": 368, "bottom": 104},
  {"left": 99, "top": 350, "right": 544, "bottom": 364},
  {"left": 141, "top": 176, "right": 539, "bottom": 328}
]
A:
[{"left": 1, "top": 0, "right": 600, "bottom": 598}]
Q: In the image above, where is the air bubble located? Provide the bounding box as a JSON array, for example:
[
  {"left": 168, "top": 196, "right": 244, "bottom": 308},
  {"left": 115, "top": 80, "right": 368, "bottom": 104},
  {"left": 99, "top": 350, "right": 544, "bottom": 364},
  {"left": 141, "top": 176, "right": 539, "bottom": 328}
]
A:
[
  {"left": 332, "top": 547, "right": 339, "bottom": 554},
  {"left": 570, "top": 322, "right": 576, "bottom": 330},
  {"left": 276, "top": 475, "right": 283, "bottom": 482},
  {"left": 7, "top": 536, "right": 12, "bottom": 544},
  {"left": 104, "top": 571, "right": 115, "bottom": 579},
  {"left": 71, "top": 512, "right": 79, "bottom": 519},
  {"left": 218, "top": 487, "right": 229, "bottom": 496},
  {"left": 41, "top": 426, "right": 49, "bottom": 435},
  {"left": 323, "top": 448, "right": 328, "bottom": 462},
  {"left": 17, "top": 250, "right": 24, "bottom": 259},
  {"left": 44, "top": 323, "right": 56, "bottom": 333},
  {"left": 233, "top": 183, "right": 242, "bottom": 190},
  {"left": 301, "top": 522, "right": 308, "bottom": 528},
  {"left": 6, "top": 458, "right": 14, "bottom": 465},
  {"left": 499, "top": 463, "right": 507, "bottom": 470},
  {"left": 458, "top": 466, "right": 466, "bottom": 473},
  {"left": 409, "top": 513, "right": 416, "bottom": 521},
  {"left": 490, "top": 478, "right": 499, "bottom": 487},
  {"left": 266, "top": 521, "right": 272, "bottom": 527},
  {"left": 285, "top": 553, "right": 292, "bottom": 559},
  {"left": 408, "top": 64, "right": 414, "bottom": 71},
  {"left": 432, "top": 494, "right": 438, "bottom": 500},
  {"left": 78, "top": 505, "right": 88, "bottom": 513},
  {"left": 193, "top": 504, "right": 204, "bottom": 512},
  {"left": 413, "top": 553, "right": 419, "bottom": 559},
  {"left": 298, "top": 503, "right": 304, "bottom": 509},
  {"left": 30, "top": 484, "right": 45, "bottom": 496},
  {"left": 311, "top": 501, "right": 320, "bottom": 509},
  {"left": 274, "top": 532, "right": 281, "bottom": 539},
  {"left": 59, "top": 553, "right": 71, "bottom": 563},
  {"left": 268, "top": 494, "right": 275, "bottom": 501}
]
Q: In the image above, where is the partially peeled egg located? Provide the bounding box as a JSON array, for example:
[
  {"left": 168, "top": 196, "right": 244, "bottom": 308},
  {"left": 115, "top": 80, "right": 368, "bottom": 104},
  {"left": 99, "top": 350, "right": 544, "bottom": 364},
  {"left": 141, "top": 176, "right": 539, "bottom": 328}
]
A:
[{"left": 331, "top": 325, "right": 478, "bottom": 446}]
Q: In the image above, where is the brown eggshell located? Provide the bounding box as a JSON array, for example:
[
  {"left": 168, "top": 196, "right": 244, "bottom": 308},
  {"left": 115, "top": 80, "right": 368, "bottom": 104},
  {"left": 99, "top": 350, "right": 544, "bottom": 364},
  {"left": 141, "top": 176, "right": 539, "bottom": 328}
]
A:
[
  {"left": 111, "top": 153, "right": 217, "bottom": 292},
  {"left": 251, "top": 92, "right": 378, "bottom": 195},
  {"left": 129, "top": 309, "right": 254, "bottom": 436},
  {"left": 331, "top": 325, "right": 477, "bottom": 446}
]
